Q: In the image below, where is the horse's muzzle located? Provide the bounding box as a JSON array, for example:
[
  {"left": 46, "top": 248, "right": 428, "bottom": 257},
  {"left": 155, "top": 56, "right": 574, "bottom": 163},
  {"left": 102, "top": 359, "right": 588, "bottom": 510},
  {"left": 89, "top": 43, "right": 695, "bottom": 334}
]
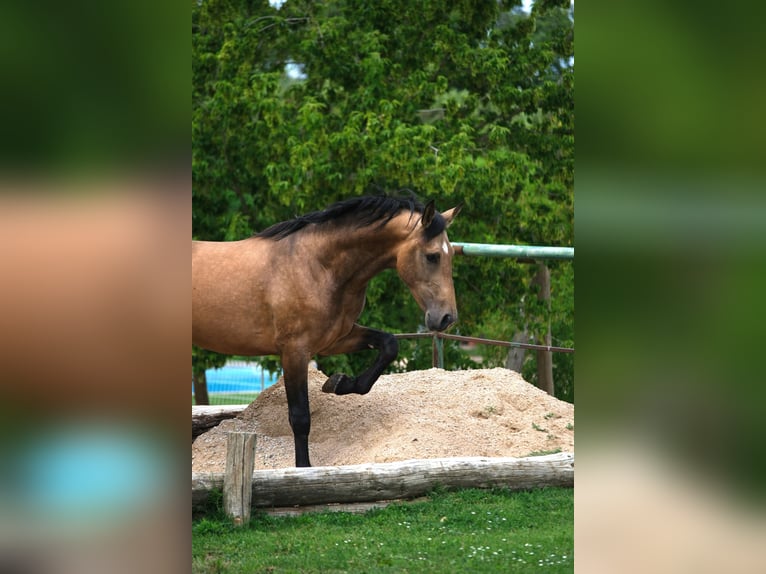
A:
[{"left": 426, "top": 311, "right": 457, "bottom": 332}]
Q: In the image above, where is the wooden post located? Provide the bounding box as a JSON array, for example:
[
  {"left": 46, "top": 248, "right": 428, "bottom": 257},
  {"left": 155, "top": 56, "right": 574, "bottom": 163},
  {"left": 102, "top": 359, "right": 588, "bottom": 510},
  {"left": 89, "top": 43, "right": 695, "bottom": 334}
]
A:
[
  {"left": 505, "top": 330, "right": 529, "bottom": 372},
  {"left": 533, "top": 263, "right": 554, "bottom": 396},
  {"left": 223, "top": 432, "right": 257, "bottom": 525}
]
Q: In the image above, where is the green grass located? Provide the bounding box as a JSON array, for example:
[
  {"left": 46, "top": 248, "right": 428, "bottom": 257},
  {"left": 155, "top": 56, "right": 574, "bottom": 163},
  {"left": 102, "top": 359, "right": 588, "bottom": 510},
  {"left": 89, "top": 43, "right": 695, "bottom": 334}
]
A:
[
  {"left": 527, "top": 448, "right": 562, "bottom": 457},
  {"left": 192, "top": 393, "right": 260, "bottom": 406},
  {"left": 192, "top": 487, "right": 573, "bottom": 573}
]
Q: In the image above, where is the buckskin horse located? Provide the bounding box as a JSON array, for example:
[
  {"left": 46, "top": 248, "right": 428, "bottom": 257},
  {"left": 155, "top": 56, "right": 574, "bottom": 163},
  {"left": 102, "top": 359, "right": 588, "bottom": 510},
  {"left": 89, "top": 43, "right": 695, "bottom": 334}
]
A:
[{"left": 192, "top": 195, "right": 461, "bottom": 467}]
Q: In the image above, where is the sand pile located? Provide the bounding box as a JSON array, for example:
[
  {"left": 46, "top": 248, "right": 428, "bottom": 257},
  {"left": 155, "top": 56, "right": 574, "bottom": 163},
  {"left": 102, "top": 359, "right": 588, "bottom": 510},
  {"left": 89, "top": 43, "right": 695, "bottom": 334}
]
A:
[{"left": 192, "top": 367, "right": 574, "bottom": 472}]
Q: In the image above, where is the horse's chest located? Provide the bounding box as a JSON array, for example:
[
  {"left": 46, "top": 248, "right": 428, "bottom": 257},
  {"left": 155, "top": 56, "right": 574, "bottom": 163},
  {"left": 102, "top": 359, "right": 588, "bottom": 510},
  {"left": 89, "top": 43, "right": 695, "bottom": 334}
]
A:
[
  {"left": 324, "top": 292, "right": 364, "bottom": 331},
  {"left": 344, "top": 292, "right": 366, "bottom": 319}
]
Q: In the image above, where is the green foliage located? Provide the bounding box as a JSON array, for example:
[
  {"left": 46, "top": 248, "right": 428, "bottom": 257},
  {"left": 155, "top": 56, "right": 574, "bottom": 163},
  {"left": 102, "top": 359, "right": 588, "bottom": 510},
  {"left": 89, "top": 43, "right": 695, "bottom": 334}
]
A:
[
  {"left": 192, "top": 0, "right": 574, "bottom": 398},
  {"left": 192, "top": 346, "right": 226, "bottom": 377},
  {"left": 192, "top": 487, "right": 573, "bottom": 573},
  {"left": 2, "top": 3, "right": 186, "bottom": 172}
]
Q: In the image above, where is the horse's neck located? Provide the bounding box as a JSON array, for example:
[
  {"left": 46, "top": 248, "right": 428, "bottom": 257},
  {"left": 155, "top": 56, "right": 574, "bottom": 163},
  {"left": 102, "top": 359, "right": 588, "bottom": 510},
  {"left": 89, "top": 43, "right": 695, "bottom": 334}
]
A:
[{"left": 307, "top": 224, "right": 405, "bottom": 288}]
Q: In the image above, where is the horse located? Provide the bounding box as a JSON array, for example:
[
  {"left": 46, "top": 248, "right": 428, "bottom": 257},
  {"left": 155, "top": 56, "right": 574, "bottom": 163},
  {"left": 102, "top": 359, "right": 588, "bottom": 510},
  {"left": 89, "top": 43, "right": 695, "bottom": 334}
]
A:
[{"left": 192, "top": 195, "right": 461, "bottom": 467}]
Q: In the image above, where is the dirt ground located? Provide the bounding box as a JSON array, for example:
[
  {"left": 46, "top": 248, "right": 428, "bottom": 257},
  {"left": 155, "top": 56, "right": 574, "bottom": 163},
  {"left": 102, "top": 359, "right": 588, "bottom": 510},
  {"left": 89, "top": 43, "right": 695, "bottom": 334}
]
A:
[{"left": 192, "top": 367, "right": 574, "bottom": 472}]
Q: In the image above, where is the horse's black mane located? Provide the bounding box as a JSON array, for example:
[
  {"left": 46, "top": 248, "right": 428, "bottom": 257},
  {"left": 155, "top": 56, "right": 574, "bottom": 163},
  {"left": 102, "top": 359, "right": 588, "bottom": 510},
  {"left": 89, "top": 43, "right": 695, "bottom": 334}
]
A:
[{"left": 256, "top": 194, "right": 446, "bottom": 241}]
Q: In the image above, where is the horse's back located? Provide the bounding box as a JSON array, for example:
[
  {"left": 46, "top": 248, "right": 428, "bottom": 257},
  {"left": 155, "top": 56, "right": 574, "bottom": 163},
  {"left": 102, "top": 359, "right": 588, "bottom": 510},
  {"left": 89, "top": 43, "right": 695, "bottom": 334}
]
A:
[{"left": 192, "top": 237, "right": 267, "bottom": 274}]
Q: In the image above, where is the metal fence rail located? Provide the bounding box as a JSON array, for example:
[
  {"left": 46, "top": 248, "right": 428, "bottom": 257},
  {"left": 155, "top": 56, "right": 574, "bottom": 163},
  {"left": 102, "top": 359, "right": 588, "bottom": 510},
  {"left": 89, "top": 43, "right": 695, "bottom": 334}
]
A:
[{"left": 452, "top": 242, "right": 574, "bottom": 260}]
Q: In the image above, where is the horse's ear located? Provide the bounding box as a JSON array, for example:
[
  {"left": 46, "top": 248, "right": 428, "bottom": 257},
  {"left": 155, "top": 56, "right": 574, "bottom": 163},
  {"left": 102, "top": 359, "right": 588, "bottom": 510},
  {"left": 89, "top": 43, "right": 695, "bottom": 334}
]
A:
[
  {"left": 420, "top": 200, "right": 436, "bottom": 228},
  {"left": 441, "top": 203, "right": 462, "bottom": 228}
]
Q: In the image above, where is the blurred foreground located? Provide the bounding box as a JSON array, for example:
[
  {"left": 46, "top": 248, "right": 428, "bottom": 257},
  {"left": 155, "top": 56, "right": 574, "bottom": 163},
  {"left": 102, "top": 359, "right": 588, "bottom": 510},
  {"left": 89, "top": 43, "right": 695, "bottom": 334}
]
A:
[
  {"left": 0, "top": 1, "right": 188, "bottom": 568},
  {"left": 577, "top": 1, "right": 766, "bottom": 570},
  {"left": 0, "top": 182, "right": 190, "bottom": 574}
]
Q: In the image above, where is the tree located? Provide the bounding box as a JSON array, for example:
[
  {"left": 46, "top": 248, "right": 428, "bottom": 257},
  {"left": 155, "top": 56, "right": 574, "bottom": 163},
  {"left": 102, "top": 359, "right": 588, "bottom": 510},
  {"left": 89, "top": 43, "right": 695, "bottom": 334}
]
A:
[
  {"left": 192, "top": 347, "right": 226, "bottom": 405},
  {"left": 192, "top": 0, "right": 574, "bottom": 400}
]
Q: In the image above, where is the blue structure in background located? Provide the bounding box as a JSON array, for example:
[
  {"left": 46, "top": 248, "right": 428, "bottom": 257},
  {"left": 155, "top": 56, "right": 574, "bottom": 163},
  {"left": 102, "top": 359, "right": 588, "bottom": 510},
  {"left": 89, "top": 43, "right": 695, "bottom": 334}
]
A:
[{"left": 192, "top": 361, "right": 280, "bottom": 395}]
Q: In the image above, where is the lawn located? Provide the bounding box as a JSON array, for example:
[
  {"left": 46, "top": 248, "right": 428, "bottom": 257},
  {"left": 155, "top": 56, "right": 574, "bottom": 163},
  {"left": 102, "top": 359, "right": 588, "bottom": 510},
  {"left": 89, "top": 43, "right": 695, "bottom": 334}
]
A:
[
  {"left": 192, "top": 486, "right": 573, "bottom": 573},
  {"left": 192, "top": 393, "right": 260, "bottom": 406}
]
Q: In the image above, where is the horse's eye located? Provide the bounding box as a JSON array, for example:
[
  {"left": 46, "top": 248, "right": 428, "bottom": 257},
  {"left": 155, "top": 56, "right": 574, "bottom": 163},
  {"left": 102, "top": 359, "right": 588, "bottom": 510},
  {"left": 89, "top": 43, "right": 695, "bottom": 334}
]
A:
[{"left": 426, "top": 252, "right": 441, "bottom": 264}]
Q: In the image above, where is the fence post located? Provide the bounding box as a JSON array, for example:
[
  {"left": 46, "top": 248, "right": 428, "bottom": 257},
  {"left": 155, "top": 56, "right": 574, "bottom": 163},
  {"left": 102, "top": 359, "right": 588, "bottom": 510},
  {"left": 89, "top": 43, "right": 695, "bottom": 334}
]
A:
[
  {"left": 505, "top": 330, "right": 529, "bottom": 372},
  {"left": 432, "top": 334, "right": 444, "bottom": 368},
  {"left": 223, "top": 431, "right": 257, "bottom": 525}
]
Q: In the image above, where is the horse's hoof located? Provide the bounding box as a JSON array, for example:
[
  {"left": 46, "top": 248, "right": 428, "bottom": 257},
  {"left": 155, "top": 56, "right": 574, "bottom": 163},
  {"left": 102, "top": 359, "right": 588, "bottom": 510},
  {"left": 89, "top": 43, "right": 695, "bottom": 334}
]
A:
[
  {"left": 322, "top": 373, "right": 353, "bottom": 394},
  {"left": 321, "top": 373, "right": 344, "bottom": 393}
]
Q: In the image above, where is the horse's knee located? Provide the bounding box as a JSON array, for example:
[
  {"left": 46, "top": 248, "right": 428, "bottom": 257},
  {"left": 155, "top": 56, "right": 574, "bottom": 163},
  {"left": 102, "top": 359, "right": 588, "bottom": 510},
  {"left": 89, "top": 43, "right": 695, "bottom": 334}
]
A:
[
  {"left": 381, "top": 333, "right": 398, "bottom": 360},
  {"left": 288, "top": 407, "right": 311, "bottom": 436}
]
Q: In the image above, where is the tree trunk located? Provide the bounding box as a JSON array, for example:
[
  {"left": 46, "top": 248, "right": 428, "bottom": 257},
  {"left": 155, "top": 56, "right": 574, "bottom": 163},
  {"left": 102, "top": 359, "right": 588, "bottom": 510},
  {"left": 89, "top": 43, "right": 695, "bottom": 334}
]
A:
[
  {"left": 533, "top": 263, "right": 554, "bottom": 396},
  {"left": 192, "top": 369, "right": 210, "bottom": 405},
  {"left": 505, "top": 330, "right": 529, "bottom": 372}
]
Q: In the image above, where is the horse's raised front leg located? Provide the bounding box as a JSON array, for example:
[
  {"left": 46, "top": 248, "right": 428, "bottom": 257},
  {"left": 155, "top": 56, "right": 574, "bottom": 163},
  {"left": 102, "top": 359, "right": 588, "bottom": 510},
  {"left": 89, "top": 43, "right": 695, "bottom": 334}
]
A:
[
  {"left": 320, "top": 324, "right": 399, "bottom": 395},
  {"left": 281, "top": 349, "right": 312, "bottom": 467}
]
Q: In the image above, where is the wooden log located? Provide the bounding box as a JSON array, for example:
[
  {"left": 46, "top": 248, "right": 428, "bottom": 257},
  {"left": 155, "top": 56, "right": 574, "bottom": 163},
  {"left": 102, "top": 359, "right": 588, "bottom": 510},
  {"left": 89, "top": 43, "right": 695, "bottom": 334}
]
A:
[
  {"left": 192, "top": 453, "right": 573, "bottom": 510},
  {"left": 192, "top": 405, "right": 247, "bottom": 439},
  {"left": 222, "top": 432, "right": 257, "bottom": 525}
]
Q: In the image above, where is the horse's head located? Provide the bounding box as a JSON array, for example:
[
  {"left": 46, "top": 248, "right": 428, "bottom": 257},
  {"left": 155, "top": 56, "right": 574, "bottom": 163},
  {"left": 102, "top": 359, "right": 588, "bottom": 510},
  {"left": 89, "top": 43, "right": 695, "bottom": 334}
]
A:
[{"left": 396, "top": 201, "right": 462, "bottom": 332}]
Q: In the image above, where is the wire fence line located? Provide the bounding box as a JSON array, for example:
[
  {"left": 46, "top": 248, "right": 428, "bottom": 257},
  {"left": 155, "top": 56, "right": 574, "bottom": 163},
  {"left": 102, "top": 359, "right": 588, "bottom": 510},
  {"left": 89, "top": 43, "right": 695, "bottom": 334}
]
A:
[{"left": 395, "top": 331, "right": 574, "bottom": 370}]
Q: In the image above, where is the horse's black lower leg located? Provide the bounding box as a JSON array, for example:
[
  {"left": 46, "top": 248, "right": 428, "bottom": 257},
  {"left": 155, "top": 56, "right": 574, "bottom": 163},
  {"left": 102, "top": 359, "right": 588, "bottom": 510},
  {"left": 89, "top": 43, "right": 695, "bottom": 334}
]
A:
[
  {"left": 282, "top": 352, "right": 312, "bottom": 467},
  {"left": 321, "top": 326, "right": 398, "bottom": 395}
]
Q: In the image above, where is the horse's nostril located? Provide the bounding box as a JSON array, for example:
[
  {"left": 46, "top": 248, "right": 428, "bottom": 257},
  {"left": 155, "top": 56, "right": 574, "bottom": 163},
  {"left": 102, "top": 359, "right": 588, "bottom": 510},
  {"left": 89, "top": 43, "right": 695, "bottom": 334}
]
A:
[{"left": 439, "top": 314, "right": 454, "bottom": 330}]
